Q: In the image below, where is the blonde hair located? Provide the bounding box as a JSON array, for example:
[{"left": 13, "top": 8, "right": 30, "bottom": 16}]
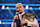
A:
[{"left": 16, "top": 3, "right": 23, "bottom": 6}]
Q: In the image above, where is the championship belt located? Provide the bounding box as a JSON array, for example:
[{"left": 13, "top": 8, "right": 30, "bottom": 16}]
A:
[
  {"left": 22, "top": 13, "right": 34, "bottom": 22},
  {"left": 22, "top": 13, "right": 35, "bottom": 27}
]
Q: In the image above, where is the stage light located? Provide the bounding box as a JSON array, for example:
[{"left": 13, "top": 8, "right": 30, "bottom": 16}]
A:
[
  {"left": 25, "top": 5, "right": 29, "bottom": 10},
  {"left": 39, "top": 7, "right": 40, "bottom": 9},
  {"left": 2, "top": 5, "right": 5, "bottom": 10},
  {"left": 30, "top": 7, "right": 32, "bottom": 9},
  {"left": 0, "top": 20, "right": 1, "bottom": 24},
  {"left": 3, "top": 22, "right": 5, "bottom": 24},
  {"left": 7, "top": 6, "right": 9, "bottom": 9}
]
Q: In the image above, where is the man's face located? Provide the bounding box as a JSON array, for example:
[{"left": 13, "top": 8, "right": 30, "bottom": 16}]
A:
[{"left": 16, "top": 5, "right": 24, "bottom": 13}]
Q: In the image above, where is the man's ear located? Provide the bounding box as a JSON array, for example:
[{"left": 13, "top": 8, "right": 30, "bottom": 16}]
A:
[{"left": 23, "top": 6, "right": 24, "bottom": 8}]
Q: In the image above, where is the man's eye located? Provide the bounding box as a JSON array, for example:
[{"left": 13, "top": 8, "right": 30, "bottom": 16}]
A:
[{"left": 20, "top": 6, "right": 21, "bottom": 8}]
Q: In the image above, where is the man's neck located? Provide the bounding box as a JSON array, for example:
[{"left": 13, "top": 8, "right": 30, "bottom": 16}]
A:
[{"left": 19, "top": 11, "right": 24, "bottom": 14}]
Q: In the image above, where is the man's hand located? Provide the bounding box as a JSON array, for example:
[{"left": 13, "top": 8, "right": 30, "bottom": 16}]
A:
[
  {"left": 14, "top": 15, "right": 18, "bottom": 21},
  {"left": 21, "top": 21, "right": 27, "bottom": 25}
]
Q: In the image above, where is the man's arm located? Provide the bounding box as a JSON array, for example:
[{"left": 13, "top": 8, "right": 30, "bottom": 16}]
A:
[
  {"left": 11, "top": 21, "right": 16, "bottom": 27},
  {"left": 11, "top": 21, "right": 14, "bottom": 27},
  {"left": 11, "top": 15, "right": 18, "bottom": 27},
  {"left": 32, "top": 18, "right": 39, "bottom": 27},
  {"left": 20, "top": 20, "right": 27, "bottom": 25},
  {"left": 25, "top": 18, "right": 39, "bottom": 27},
  {"left": 20, "top": 18, "right": 39, "bottom": 27}
]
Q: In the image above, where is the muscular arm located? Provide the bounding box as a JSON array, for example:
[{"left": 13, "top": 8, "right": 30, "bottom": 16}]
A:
[
  {"left": 20, "top": 18, "right": 39, "bottom": 27},
  {"left": 23, "top": 18, "right": 39, "bottom": 27},
  {"left": 20, "top": 20, "right": 27, "bottom": 25},
  {"left": 32, "top": 18, "right": 39, "bottom": 27}
]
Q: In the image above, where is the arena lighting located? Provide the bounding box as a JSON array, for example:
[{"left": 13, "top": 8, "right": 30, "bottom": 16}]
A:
[
  {"left": 39, "top": 7, "right": 40, "bottom": 9},
  {"left": 6, "top": 6, "right": 14, "bottom": 17},
  {"left": 7, "top": 6, "right": 9, "bottom": 9},
  {"left": 0, "top": 20, "right": 1, "bottom": 24},
  {"left": 25, "top": 5, "right": 29, "bottom": 9},
  {"left": 2, "top": 5, "right": 5, "bottom": 10},
  {"left": 30, "top": 7, "right": 32, "bottom": 9}
]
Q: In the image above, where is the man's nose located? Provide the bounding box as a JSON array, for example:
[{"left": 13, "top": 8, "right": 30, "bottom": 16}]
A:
[{"left": 19, "top": 8, "right": 21, "bottom": 10}]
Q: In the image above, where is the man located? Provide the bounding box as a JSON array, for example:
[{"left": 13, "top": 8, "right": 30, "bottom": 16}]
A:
[{"left": 11, "top": 3, "right": 39, "bottom": 27}]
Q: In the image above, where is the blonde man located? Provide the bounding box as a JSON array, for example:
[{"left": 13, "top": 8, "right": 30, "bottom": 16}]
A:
[{"left": 11, "top": 3, "right": 39, "bottom": 27}]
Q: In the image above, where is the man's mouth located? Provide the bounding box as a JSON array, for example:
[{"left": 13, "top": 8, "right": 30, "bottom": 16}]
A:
[{"left": 20, "top": 12, "right": 22, "bottom": 14}]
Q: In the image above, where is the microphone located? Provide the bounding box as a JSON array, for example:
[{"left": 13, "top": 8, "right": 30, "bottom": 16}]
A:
[
  {"left": 15, "top": 12, "right": 21, "bottom": 27},
  {"left": 15, "top": 12, "right": 19, "bottom": 15}
]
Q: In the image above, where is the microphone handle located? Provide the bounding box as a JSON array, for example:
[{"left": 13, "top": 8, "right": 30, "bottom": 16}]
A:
[{"left": 16, "top": 19, "right": 21, "bottom": 27}]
